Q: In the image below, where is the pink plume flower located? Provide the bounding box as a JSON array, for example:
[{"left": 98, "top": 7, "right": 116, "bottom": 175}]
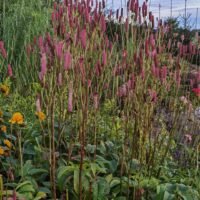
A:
[
  {"left": 145, "top": 39, "right": 149, "bottom": 56},
  {"left": 57, "top": 73, "right": 62, "bottom": 86},
  {"left": 142, "top": 2, "right": 147, "bottom": 17},
  {"left": 0, "top": 41, "right": 7, "bottom": 59},
  {"left": 93, "top": 93, "right": 99, "bottom": 109},
  {"left": 100, "top": 15, "right": 106, "bottom": 32},
  {"left": 39, "top": 53, "right": 47, "bottom": 80},
  {"left": 80, "top": 29, "right": 87, "bottom": 49},
  {"left": 102, "top": 50, "right": 107, "bottom": 66},
  {"left": 7, "top": 64, "right": 13, "bottom": 77},
  {"left": 64, "top": 52, "right": 72, "bottom": 70},
  {"left": 55, "top": 41, "right": 63, "bottom": 59},
  {"left": 68, "top": 81, "right": 73, "bottom": 112}
]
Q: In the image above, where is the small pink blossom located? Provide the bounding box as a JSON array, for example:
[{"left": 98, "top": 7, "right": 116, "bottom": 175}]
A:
[{"left": 7, "top": 64, "right": 13, "bottom": 77}]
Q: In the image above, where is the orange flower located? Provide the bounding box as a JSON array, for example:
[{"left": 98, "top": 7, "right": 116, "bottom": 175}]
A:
[
  {"left": 9, "top": 112, "right": 24, "bottom": 124},
  {"left": 1, "top": 125, "right": 6, "bottom": 133},
  {"left": 0, "top": 146, "right": 4, "bottom": 155},
  {"left": 0, "top": 84, "right": 9, "bottom": 96},
  {"left": 4, "top": 139, "right": 12, "bottom": 148},
  {"left": 35, "top": 111, "right": 46, "bottom": 121}
]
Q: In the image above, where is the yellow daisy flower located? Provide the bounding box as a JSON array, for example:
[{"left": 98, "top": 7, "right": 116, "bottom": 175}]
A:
[
  {"left": 9, "top": 112, "right": 24, "bottom": 124},
  {"left": 0, "top": 84, "right": 9, "bottom": 96},
  {"left": 35, "top": 111, "right": 46, "bottom": 121},
  {"left": 4, "top": 139, "right": 12, "bottom": 148},
  {"left": 0, "top": 146, "right": 4, "bottom": 155},
  {"left": 1, "top": 125, "right": 6, "bottom": 133}
]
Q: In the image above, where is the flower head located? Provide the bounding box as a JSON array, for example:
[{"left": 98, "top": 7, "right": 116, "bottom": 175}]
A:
[
  {"left": 0, "top": 146, "right": 4, "bottom": 155},
  {"left": 35, "top": 111, "right": 46, "bottom": 121},
  {"left": 4, "top": 139, "right": 12, "bottom": 148},
  {"left": 0, "top": 84, "right": 9, "bottom": 96},
  {"left": 1, "top": 125, "right": 6, "bottom": 133},
  {"left": 192, "top": 88, "right": 200, "bottom": 97},
  {"left": 9, "top": 112, "right": 24, "bottom": 125}
]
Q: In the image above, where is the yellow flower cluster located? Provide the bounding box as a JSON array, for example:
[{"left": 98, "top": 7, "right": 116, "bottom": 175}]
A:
[
  {"left": 9, "top": 112, "right": 24, "bottom": 125},
  {"left": 35, "top": 111, "right": 46, "bottom": 121},
  {"left": 0, "top": 84, "right": 9, "bottom": 96},
  {"left": 1, "top": 125, "right": 6, "bottom": 133},
  {"left": 0, "top": 147, "right": 4, "bottom": 155},
  {"left": 4, "top": 139, "right": 12, "bottom": 148},
  {"left": 0, "top": 112, "right": 17, "bottom": 157}
]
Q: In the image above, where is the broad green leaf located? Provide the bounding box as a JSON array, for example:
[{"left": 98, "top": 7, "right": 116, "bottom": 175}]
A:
[{"left": 34, "top": 191, "right": 47, "bottom": 200}]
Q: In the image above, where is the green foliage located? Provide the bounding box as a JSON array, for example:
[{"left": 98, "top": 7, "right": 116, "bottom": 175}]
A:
[
  {"left": 0, "top": 0, "right": 51, "bottom": 87},
  {"left": 0, "top": 0, "right": 200, "bottom": 199}
]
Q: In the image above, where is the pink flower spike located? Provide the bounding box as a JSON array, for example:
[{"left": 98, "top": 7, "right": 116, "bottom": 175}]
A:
[
  {"left": 64, "top": 52, "right": 72, "bottom": 70},
  {"left": 100, "top": 15, "right": 106, "bottom": 32},
  {"left": 102, "top": 50, "right": 107, "bottom": 66},
  {"left": 57, "top": 73, "right": 62, "bottom": 86},
  {"left": 80, "top": 29, "right": 87, "bottom": 49},
  {"left": 0, "top": 41, "right": 7, "bottom": 59},
  {"left": 40, "top": 53, "right": 47, "bottom": 80},
  {"left": 55, "top": 41, "right": 63, "bottom": 59},
  {"left": 68, "top": 81, "right": 73, "bottom": 112},
  {"left": 7, "top": 64, "right": 13, "bottom": 77}
]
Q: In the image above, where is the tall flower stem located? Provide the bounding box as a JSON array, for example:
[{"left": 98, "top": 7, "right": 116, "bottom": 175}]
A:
[
  {"left": 17, "top": 130, "right": 23, "bottom": 178},
  {"left": 50, "top": 96, "right": 56, "bottom": 199}
]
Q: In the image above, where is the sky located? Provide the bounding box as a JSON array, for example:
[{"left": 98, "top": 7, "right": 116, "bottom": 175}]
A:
[{"left": 105, "top": 0, "right": 200, "bottom": 29}]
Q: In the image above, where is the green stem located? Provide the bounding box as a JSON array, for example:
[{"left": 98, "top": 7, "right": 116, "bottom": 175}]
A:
[{"left": 18, "top": 130, "right": 23, "bottom": 179}]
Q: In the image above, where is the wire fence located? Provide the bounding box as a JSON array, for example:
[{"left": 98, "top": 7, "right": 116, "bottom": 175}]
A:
[{"left": 105, "top": 0, "right": 200, "bottom": 29}]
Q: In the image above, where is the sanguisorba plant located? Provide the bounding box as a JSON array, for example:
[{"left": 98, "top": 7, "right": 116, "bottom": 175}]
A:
[{"left": 27, "top": 0, "right": 199, "bottom": 199}]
